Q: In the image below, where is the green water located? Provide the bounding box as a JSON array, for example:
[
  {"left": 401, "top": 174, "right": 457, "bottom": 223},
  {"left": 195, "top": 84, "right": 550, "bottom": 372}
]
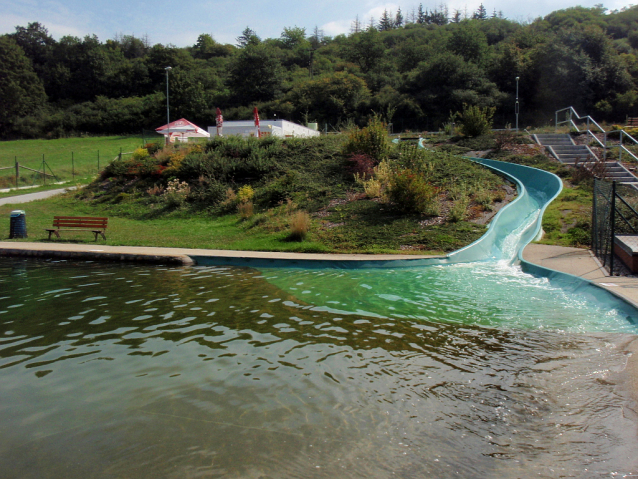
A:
[{"left": 1, "top": 259, "right": 637, "bottom": 478}]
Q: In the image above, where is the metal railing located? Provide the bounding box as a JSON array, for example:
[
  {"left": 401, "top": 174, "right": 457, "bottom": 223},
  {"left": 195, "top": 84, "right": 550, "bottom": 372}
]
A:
[
  {"left": 592, "top": 178, "right": 638, "bottom": 274},
  {"left": 555, "top": 106, "right": 638, "bottom": 163},
  {"left": 555, "top": 106, "right": 605, "bottom": 133}
]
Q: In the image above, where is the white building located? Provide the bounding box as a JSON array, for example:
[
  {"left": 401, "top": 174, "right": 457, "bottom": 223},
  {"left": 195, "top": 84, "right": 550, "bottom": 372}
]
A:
[{"left": 208, "top": 120, "right": 320, "bottom": 139}]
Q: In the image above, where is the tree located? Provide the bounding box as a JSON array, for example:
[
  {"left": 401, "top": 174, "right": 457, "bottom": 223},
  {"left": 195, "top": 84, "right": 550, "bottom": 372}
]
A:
[
  {"left": 448, "top": 23, "right": 489, "bottom": 64},
  {"left": 417, "top": 4, "right": 427, "bottom": 24},
  {"left": 395, "top": 8, "right": 404, "bottom": 28},
  {"left": 236, "top": 27, "right": 260, "bottom": 48},
  {"left": 378, "top": 10, "right": 394, "bottom": 31},
  {"left": 10, "top": 22, "right": 55, "bottom": 75},
  {"left": 228, "top": 44, "right": 284, "bottom": 104},
  {"left": 0, "top": 36, "right": 47, "bottom": 132},
  {"left": 473, "top": 4, "right": 488, "bottom": 20},
  {"left": 287, "top": 71, "right": 371, "bottom": 124},
  {"left": 346, "top": 27, "right": 385, "bottom": 73},
  {"left": 280, "top": 26, "right": 307, "bottom": 49}
]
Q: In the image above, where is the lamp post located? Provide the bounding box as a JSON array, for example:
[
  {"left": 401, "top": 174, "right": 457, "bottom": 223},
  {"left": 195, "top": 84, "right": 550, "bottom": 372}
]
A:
[
  {"left": 515, "top": 76, "right": 520, "bottom": 132},
  {"left": 165, "top": 66, "right": 172, "bottom": 144}
]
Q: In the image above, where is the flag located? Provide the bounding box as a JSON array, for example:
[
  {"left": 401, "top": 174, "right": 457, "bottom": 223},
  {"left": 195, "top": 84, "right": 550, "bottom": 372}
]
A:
[
  {"left": 216, "top": 108, "right": 223, "bottom": 136},
  {"left": 253, "top": 107, "right": 260, "bottom": 137}
]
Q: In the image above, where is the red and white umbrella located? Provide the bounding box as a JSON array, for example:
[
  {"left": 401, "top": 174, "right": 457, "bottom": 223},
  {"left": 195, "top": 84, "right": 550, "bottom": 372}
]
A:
[{"left": 155, "top": 118, "right": 210, "bottom": 141}]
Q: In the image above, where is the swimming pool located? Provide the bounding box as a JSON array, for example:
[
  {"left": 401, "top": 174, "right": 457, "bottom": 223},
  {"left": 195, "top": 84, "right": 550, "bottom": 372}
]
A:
[{"left": 0, "top": 259, "right": 637, "bottom": 478}]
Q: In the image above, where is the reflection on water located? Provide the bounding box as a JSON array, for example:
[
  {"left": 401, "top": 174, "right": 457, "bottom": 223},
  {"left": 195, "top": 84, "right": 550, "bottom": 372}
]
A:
[{"left": 0, "top": 259, "right": 637, "bottom": 478}]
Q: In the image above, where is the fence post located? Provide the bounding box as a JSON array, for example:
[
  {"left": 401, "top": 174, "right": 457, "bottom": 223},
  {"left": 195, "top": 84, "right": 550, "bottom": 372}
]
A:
[
  {"left": 15, "top": 157, "right": 18, "bottom": 188},
  {"left": 72, "top": 152, "right": 75, "bottom": 179},
  {"left": 619, "top": 132, "right": 623, "bottom": 162},
  {"left": 42, "top": 154, "right": 46, "bottom": 186},
  {"left": 610, "top": 181, "right": 616, "bottom": 275},
  {"left": 603, "top": 131, "right": 607, "bottom": 161},
  {"left": 119, "top": 147, "right": 122, "bottom": 161},
  {"left": 97, "top": 150, "right": 100, "bottom": 172}
]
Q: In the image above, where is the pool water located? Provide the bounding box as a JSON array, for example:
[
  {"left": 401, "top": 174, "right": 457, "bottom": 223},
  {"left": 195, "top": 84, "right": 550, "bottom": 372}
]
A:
[{"left": 1, "top": 259, "right": 637, "bottom": 478}]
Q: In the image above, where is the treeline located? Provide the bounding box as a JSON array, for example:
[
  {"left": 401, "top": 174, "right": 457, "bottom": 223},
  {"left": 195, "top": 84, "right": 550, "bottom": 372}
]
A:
[{"left": 1, "top": 4, "right": 638, "bottom": 139}]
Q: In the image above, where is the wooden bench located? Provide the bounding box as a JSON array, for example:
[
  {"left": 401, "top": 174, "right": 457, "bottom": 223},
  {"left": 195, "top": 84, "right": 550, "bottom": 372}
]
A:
[
  {"left": 46, "top": 216, "right": 108, "bottom": 241},
  {"left": 627, "top": 117, "right": 638, "bottom": 128}
]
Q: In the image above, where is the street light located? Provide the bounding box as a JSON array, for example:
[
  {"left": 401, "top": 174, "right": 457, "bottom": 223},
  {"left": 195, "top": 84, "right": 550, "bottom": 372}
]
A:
[
  {"left": 515, "top": 76, "right": 520, "bottom": 132},
  {"left": 165, "top": 66, "right": 172, "bottom": 144}
]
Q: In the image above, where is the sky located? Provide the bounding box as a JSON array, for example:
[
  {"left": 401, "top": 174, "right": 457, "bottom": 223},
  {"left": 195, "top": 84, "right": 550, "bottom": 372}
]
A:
[{"left": 0, "top": 0, "right": 633, "bottom": 48}]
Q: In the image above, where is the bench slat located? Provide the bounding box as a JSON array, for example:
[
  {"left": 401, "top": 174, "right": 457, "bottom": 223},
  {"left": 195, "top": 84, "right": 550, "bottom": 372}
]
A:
[{"left": 53, "top": 221, "right": 107, "bottom": 228}]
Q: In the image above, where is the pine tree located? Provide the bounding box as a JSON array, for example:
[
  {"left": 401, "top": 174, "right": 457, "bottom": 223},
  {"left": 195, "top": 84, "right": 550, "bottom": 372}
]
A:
[
  {"left": 395, "top": 7, "right": 404, "bottom": 27},
  {"left": 417, "top": 4, "right": 427, "bottom": 24},
  {"left": 378, "top": 9, "right": 394, "bottom": 31},
  {"left": 472, "top": 4, "right": 488, "bottom": 20},
  {"left": 350, "top": 15, "right": 362, "bottom": 35}
]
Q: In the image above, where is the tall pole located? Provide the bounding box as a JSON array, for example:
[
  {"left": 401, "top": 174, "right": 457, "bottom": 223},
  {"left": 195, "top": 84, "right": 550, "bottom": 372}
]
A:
[
  {"left": 515, "top": 76, "right": 520, "bottom": 132},
  {"left": 165, "top": 66, "right": 172, "bottom": 145}
]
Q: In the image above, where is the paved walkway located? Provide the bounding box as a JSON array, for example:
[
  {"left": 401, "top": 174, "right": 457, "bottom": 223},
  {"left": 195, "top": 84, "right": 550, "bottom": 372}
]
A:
[
  {"left": 522, "top": 244, "right": 638, "bottom": 307},
  {"left": 0, "top": 187, "right": 78, "bottom": 206}
]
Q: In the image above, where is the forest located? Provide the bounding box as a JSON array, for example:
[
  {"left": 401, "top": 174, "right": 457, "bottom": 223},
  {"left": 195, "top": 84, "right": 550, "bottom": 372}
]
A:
[{"left": 1, "top": 3, "right": 638, "bottom": 139}]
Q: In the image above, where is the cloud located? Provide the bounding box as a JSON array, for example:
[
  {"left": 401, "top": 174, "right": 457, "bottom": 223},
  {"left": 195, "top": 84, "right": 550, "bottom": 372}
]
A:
[{"left": 321, "top": 20, "right": 351, "bottom": 36}]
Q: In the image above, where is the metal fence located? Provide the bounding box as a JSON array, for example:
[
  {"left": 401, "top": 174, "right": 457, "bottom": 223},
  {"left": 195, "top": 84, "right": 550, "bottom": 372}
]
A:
[{"left": 592, "top": 178, "right": 638, "bottom": 274}]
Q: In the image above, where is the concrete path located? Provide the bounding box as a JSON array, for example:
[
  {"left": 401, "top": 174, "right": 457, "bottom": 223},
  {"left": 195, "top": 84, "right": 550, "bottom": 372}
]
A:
[{"left": 0, "top": 187, "right": 78, "bottom": 206}]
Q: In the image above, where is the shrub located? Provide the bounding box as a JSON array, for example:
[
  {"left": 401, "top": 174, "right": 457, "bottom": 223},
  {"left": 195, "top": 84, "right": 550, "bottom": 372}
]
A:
[
  {"left": 145, "top": 143, "right": 162, "bottom": 155},
  {"left": 342, "top": 116, "right": 391, "bottom": 162},
  {"left": 289, "top": 211, "right": 311, "bottom": 241},
  {"left": 237, "top": 185, "right": 255, "bottom": 203},
  {"left": 238, "top": 201, "right": 254, "bottom": 219},
  {"left": 346, "top": 153, "right": 376, "bottom": 178},
  {"left": 456, "top": 104, "right": 495, "bottom": 138},
  {"left": 163, "top": 178, "right": 190, "bottom": 207},
  {"left": 355, "top": 160, "right": 392, "bottom": 199},
  {"left": 449, "top": 198, "right": 469, "bottom": 222},
  {"left": 388, "top": 169, "right": 439, "bottom": 215},
  {"left": 133, "top": 147, "right": 150, "bottom": 161}
]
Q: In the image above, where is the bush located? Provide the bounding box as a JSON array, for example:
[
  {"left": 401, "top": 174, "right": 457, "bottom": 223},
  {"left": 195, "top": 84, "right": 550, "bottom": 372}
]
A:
[
  {"left": 163, "top": 178, "right": 190, "bottom": 207},
  {"left": 288, "top": 211, "right": 311, "bottom": 241},
  {"left": 238, "top": 201, "right": 254, "bottom": 219},
  {"left": 388, "top": 169, "right": 439, "bottom": 215},
  {"left": 237, "top": 185, "right": 255, "bottom": 203},
  {"left": 342, "top": 116, "right": 391, "bottom": 162},
  {"left": 346, "top": 153, "right": 376, "bottom": 178},
  {"left": 456, "top": 104, "right": 495, "bottom": 138},
  {"left": 449, "top": 198, "right": 469, "bottom": 222}
]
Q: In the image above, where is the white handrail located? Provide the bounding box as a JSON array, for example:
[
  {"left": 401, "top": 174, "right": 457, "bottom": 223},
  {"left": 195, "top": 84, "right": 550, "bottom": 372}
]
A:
[{"left": 555, "top": 106, "right": 606, "bottom": 133}]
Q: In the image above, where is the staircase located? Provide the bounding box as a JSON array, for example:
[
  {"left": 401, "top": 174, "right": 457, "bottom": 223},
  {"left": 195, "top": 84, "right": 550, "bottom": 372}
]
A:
[{"left": 533, "top": 134, "right": 638, "bottom": 186}]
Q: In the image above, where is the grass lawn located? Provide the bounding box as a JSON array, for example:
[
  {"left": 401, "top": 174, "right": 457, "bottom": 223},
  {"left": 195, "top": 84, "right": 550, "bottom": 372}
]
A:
[
  {"left": 0, "top": 136, "right": 156, "bottom": 188},
  {"left": 0, "top": 193, "right": 332, "bottom": 253}
]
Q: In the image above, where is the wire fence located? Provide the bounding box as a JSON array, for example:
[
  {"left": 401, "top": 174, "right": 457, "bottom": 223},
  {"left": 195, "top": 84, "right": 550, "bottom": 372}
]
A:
[
  {"left": 592, "top": 178, "right": 638, "bottom": 274},
  {"left": 0, "top": 132, "right": 167, "bottom": 189}
]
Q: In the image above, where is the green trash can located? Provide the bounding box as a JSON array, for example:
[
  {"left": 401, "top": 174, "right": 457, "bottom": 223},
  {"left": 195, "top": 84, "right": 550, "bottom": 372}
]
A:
[{"left": 9, "top": 210, "right": 27, "bottom": 239}]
